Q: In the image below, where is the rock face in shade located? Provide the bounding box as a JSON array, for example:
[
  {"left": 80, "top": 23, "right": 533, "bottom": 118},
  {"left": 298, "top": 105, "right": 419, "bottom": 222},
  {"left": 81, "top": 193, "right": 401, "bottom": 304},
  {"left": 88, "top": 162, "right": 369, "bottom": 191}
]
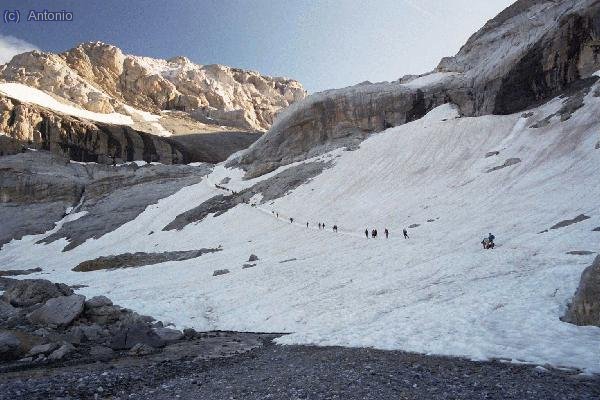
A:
[
  {"left": 0, "top": 96, "right": 189, "bottom": 164},
  {"left": 562, "top": 256, "right": 600, "bottom": 327},
  {"left": 236, "top": 0, "right": 600, "bottom": 178},
  {"left": 0, "top": 151, "right": 212, "bottom": 250}
]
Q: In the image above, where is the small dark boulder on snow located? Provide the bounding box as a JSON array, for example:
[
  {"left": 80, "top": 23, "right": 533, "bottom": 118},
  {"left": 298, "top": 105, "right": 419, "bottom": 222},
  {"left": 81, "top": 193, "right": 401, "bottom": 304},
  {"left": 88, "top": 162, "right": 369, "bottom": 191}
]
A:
[
  {"left": 486, "top": 157, "right": 521, "bottom": 173},
  {"left": 2, "top": 279, "right": 73, "bottom": 307},
  {"left": 248, "top": 254, "right": 259, "bottom": 262},
  {"left": 593, "top": 227, "right": 600, "bottom": 232},
  {"left": 27, "top": 294, "right": 85, "bottom": 326},
  {"left": 550, "top": 214, "right": 590, "bottom": 230},
  {"left": 562, "top": 255, "right": 600, "bottom": 327},
  {"left": 0, "top": 267, "right": 42, "bottom": 277},
  {"left": 242, "top": 263, "right": 256, "bottom": 269},
  {"left": 566, "top": 251, "right": 596, "bottom": 256},
  {"left": 213, "top": 269, "right": 230, "bottom": 276},
  {"left": 408, "top": 224, "right": 420, "bottom": 228},
  {"left": 485, "top": 151, "right": 500, "bottom": 158}
]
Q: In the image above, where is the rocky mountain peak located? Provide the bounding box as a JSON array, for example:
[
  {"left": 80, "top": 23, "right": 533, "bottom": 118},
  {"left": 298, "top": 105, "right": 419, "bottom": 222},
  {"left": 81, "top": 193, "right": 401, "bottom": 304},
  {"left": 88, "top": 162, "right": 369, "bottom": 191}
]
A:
[{"left": 0, "top": 42, "right": 306, "bottom": 132}]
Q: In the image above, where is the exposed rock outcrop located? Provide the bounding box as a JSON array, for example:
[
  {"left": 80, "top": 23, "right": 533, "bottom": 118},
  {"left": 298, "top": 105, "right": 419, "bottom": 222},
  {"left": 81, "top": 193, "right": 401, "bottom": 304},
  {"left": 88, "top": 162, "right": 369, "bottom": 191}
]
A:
[
  {"left": 2, "top": 279, "right": 73, "bottom": 307},
  {"left": 237, "top": 0, "right": 600, "bottom": 177},
  {"left": 0, "top": 42, "right": 306, "bottom": 132},
  {"left": 0, "top": 96, "right": 189, "bottom": 164},
  {"left": 72, "top": 248, "right": 222, "bottom": 272},
  {"left": 562, "top": 255, "right": 600, "bottom": 326},
  {"left": 0, "top": 151, "right": 212, "bottom": 250},
  {"left": 0, "top": 277, "right": 188, "bottom": 364}
]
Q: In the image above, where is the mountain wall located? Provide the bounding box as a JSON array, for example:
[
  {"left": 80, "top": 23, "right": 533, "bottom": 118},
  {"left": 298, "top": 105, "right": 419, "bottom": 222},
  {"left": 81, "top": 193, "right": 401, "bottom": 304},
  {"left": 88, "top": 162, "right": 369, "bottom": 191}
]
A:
[
  {"left": 237, "top": 0, "right": 600, "bottom": 177},
  {"left": 0, "top": 42, "right": 306, "bottom": 132}
]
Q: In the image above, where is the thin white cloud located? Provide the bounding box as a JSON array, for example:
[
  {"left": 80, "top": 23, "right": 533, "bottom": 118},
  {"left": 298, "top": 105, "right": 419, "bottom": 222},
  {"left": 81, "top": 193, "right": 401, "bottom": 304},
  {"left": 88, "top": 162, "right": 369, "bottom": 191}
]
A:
[
  {"left": 0, "top": 35, "right": 39, "bottom": 64},
  {"left": 401, "top": 0, "right": 438, "bottom": 20}
]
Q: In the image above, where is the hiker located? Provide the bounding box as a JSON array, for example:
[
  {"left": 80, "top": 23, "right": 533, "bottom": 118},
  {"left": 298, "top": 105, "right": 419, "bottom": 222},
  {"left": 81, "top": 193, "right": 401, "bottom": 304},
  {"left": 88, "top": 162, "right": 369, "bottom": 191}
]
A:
[
  {"left": 307, "top": 222, "right": 309, "bottom": 228},
  {"left": 322, "top": 223, "right": 326, "bottom": 230},
  {"left": 333, "top": 225, "right": 338, "bottom": 232},
  {"left": 482, "top": 233, "right": 495, "bottom": 249},
  {"left": 318, "top": 223, "right": 322, "bottom": 229},
  {"left": 403, "top": 228, "right": 409, "bottom": 239},
  {"left": 290, "top": 217, "right": 294, "bottom": 223},
  {"left": 385, "top": 228, "right": 389, "bottom": 239},
  {"left": 371, "top": 229, "right": 377, "bottom": 238},
  {"left": 276, "top": 213, "right": 279, "bottom": 218},
  {"left": 365, "top": 229, "right": 369, "bottom": 238}
]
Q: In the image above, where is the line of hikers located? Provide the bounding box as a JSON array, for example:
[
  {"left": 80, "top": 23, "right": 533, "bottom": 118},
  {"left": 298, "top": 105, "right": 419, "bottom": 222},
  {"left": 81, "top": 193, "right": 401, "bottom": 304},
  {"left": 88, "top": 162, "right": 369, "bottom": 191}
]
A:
[
  {"left": 273, "top": 211, "right": 497, "bottom": 249},
  {"left": 364, "top": 228, "right": 409, "bottom": 239},
  {"left": 274, "top": 212, "right": 412, "bottom": 239}
]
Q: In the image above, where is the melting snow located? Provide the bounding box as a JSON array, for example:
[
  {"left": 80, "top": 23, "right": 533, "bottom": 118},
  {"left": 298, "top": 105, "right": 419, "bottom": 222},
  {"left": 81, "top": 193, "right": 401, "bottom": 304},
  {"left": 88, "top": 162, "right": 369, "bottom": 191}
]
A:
[
  {"left": 1, "top": 82, "right": 600, "bottom": 374},
  {"left": 0, "top": 82, "right": 133, "bottom": 125}
]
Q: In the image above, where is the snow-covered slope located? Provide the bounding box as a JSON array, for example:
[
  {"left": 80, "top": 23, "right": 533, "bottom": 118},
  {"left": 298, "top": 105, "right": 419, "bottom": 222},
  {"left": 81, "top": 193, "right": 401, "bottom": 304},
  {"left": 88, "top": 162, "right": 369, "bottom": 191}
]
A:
[{"left": 1, "top": 80, "right": 599, "bottom": 372}]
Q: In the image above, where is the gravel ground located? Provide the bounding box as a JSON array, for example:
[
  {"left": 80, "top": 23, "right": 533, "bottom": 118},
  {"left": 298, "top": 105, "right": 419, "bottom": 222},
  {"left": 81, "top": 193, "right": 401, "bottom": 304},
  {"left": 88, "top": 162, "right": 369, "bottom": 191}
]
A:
[{"left": 0, "top": 333, "right": 598, "bottom": 400}]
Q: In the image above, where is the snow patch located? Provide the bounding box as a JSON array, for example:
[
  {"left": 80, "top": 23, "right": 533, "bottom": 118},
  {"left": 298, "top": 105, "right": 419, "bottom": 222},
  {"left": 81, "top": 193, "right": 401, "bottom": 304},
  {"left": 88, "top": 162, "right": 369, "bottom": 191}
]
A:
[{"left": 0, "top": 82, "right": 133, "bottom": 125}]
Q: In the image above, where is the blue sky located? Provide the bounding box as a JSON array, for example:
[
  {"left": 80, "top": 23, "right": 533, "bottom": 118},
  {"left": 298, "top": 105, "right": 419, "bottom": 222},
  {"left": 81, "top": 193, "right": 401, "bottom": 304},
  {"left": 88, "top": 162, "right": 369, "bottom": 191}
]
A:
[{"left": 0, "top": 0, "right": 514, "bottom": 92}]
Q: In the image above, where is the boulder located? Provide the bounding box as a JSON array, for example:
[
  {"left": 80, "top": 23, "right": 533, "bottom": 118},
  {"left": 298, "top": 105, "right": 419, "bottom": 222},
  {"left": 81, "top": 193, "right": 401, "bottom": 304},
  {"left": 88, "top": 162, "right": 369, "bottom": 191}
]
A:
[
  {"left": 85, "top": 295, "right": 113, "bottom": 309},
  {"left": 28, "top": 342, "right": 58, "bottom": 357},
  {"left": 27, "top": 294, "right": 85, "bottom": 326},
  {"left": 2, "top": 279, "right": 73, "bottom": 307},
  {"left": 90, "top": 345, "right": 115, "bottom": 361},
  {"left": 0, "top": 300, "right": 18, "bottom": 320},
  {"left": 128, "top": 343, "right": 156, "bottom": 356},
  {"left": 65, "top": 325, "right": 85, "bottom": 344},
  {"left": 242, "top": 263, "right": 256, "bottom": 269},
  {"left": 48, "top": 343, "right": 75, "bottom": 361},
  {"left": 153, "top": 327, "right": 183, "bottom": 342},
  {"left": 80, "top": 324, "right": 104, "bottom": 342},
  {"left": 213, "top": 269, "right": 230, "bottom": 277},
  {"left": 183, "top": 328, "right": 198, "bottom": 340},
  {"left": 85, "top": 304, "right": 123, "bottom": 325},
  {"left": 248, "top": 254, "right": 259, "bottom": 262},
  {"left": 108, "top": 323, "right": 165, "bottom": 350},
  {"left": 563, "top": 256, "right": 600, "bottom": 326},
  {"left": 0, "top": 331, "right": 21, "bottom": 360}
]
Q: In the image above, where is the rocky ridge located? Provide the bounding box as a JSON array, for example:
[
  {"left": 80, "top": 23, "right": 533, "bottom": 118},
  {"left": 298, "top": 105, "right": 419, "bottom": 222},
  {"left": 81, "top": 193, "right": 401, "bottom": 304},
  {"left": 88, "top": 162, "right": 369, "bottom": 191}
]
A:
[
  {"left": 0, "top": 151, "right": 212, "bottom": 250},
  {"left": 237, "top": 0, "right": 600, "bottom": 177},
  {"left": 0, "top": 42, "right": 306, "bottom": 132}
]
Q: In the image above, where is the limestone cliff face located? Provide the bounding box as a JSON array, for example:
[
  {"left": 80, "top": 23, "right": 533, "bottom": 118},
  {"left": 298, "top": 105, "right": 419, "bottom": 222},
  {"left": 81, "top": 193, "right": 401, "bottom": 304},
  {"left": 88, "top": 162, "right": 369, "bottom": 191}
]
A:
[
  {"left": 0, "top": 96, "right": 188, "bottom": 164},
  {"left": 0, "top": 42, "right": 306, "bottom": 132},
  {"left": 238, "top": 0, "right": 600, "bottom": 177}
]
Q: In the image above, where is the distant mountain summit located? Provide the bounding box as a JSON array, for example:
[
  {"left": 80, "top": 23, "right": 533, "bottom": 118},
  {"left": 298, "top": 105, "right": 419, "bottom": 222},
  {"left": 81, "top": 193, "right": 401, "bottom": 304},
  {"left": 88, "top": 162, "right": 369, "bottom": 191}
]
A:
[
  {"left": 0, "top": 41, "right": 306, "bottom": 132},
  {"left": 0, "top": 42, "right": 306, "bottom": 163}
]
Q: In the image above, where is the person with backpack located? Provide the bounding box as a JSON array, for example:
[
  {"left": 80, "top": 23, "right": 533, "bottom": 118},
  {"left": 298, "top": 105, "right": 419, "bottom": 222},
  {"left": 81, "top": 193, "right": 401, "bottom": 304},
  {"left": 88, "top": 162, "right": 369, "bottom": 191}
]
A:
[
  {"left": 365, "top": 229, "right": 369, "bottom": 238},
  {"left": 307, "top": 222, "right": 309, "bottom": 228},
  {"left": 371, "top": 229, "right": 377, "bottom": 238},
  {"left": 403, "top": 228, "right": 409, "bottom": 239},
  {"left": 290, "top": 217, "right": 294, "bottom": 223},
  {"left": 384, "top": 228, "right": 389, "bottom": 239},
  {"left": 333, "top": 225, "right": 338, "bottom": 232}
]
